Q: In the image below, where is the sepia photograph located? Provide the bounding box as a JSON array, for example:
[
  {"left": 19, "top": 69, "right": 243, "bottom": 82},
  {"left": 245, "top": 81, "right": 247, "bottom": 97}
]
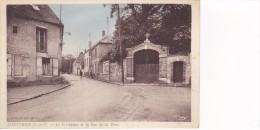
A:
[{"left": 1, "top": 0, "right": 200, "bottom": 128}]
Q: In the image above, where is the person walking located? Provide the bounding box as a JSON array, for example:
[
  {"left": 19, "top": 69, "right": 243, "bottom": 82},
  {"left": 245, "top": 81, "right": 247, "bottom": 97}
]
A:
[{"left": 80, "top": 69, "right": 83, "bottom": 80}]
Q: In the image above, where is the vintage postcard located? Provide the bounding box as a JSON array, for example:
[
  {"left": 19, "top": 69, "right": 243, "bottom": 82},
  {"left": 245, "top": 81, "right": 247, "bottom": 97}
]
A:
[{"left": 0, "top": 0, "right": 200, "bottom": 128}]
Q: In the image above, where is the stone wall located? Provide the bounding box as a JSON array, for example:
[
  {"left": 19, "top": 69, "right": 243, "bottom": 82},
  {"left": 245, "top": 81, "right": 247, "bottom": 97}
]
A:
[{"left": 99, "top": 60, "right": 128, "bottom": 83}]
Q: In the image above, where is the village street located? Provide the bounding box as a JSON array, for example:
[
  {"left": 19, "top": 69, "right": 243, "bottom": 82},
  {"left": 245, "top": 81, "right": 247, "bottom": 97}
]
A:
[{"left": 8, "top": 74, "right": 191, "bottom": 122}]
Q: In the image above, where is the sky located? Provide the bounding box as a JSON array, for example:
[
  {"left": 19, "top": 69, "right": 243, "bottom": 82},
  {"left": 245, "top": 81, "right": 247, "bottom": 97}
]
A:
[{"left": 48, "top": 4, "right": 116, "bottom": 57}]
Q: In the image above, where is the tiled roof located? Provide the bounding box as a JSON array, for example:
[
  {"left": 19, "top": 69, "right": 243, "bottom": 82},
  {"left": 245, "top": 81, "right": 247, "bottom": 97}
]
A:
[{"left": 7, "top": 4, "right": 63, "bottom": 26}]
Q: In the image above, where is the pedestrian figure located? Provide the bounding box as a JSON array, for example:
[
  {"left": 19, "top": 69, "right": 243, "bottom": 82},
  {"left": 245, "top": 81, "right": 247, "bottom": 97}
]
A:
[{"left": 80, "top": 69, "right": 83, "bottom": 80}]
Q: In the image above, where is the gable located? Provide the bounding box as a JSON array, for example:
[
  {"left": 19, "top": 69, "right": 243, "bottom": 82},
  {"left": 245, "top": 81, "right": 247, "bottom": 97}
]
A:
[{"left": 126, "top": 41, "right": 168, "bottom": 57}]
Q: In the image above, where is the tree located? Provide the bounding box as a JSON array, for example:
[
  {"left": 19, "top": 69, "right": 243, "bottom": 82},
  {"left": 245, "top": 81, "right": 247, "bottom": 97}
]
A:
[
  {"left": 61, "top": 54, "right": 75, "bottom": 74},
  {"left": 102, "top": 4, "right": 191, "bottom": 62}
]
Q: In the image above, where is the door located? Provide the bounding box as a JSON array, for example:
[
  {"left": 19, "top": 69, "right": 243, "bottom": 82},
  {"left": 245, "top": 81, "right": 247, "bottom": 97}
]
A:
[
  {"left": 134, "top": 50, "right": 159, "bottom": 83},
  {"left": 173, "top": 61, "right": 184, "bottom": 83}
]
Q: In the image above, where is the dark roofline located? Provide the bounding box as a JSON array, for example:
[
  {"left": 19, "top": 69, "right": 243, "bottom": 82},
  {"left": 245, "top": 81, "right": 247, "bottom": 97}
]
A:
[
  {"left": 14, "top": 14, "right": 64, "bottom": 27},
  {"left": 7, "top": 5, "right": 63, "bottom": 27}
]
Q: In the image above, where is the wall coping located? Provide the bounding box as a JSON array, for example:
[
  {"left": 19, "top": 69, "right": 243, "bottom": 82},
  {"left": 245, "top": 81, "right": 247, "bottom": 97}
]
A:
[{"left": 126, "top": 41, "right": 168, "bottom": 57}]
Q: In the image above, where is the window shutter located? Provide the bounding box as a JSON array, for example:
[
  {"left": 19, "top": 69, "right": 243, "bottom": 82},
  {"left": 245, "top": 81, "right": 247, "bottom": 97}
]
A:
[
  {"left": 7, "top": 54, "right": 12, "bottom": 77},
  {"left": 36, "top": 57, "right": 42, "bottom": 76},
  {"left": 14, "top": 55, "right": 23, "bottom": 76},
  {"left": 50, "top": 58, "right": 53, "bottom": 76},
  {"left": 53, "top": 58, "right": 58, "bottom": 76}
]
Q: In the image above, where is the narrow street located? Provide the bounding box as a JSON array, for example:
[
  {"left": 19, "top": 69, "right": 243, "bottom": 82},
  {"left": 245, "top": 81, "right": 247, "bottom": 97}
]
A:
[{"left": 8, "top": 74, "right": 191, "bottom": 122}]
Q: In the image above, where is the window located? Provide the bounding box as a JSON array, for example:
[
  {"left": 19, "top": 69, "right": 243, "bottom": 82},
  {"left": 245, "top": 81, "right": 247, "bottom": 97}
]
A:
[
  {"left": 37, "top": 57, "right": 57, "bottom": 76},
  {"left": 93, "top": 63, "right": 96, "bottom": 73},
  {"left": 102, "top": 61, "right": 109, "bottom": 74},
  {"left": 95, "top": 48, "right": 97, "bottom": 57},
  {"left": 13, "top": 26, "right": 17, "bottom": 33},
  {"left": 36, "top": 27, "right": 47, "bottom": 53}
]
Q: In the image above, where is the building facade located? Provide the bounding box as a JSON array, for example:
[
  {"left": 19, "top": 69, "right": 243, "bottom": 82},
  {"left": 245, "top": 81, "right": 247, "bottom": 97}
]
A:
[
  {"left": 84, "top": 31, "right": 112, "bottom": 78},
  {"left": 7, "top": 5, "right": 64, "bottom": 82}
]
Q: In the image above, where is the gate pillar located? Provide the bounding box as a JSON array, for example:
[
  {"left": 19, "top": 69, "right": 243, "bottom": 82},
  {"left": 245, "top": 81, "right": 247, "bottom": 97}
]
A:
[
  {"left": 159, "top": 54, "right": 167, "bottom": 82},
  {"left": 126, "top": 57, "right": 134, "bottom": 82}
]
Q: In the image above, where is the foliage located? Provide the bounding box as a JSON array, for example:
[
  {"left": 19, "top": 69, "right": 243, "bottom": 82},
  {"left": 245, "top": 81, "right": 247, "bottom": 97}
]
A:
[
  {"left": 103, "top": 4, "right": 191, "bottom": 62},
  {"left": 61, "top": 54, "right": 75, "bottom": 74}
]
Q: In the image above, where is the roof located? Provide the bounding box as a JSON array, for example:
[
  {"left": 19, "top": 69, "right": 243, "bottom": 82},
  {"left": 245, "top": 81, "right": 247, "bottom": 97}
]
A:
[
  {"left": 7, "top": 4, "right": 63, "bottom": 26},
  {"left": 90, "top": 35, "right": 113, "bottom": 49}
]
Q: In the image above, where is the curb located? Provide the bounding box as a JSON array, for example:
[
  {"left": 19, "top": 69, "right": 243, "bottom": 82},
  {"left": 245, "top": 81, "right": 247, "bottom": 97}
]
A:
[
  {"left": 7, "top": 84, "right": 71, "bottom": 105},
  {"left": 83, "top": 76, "right": 189, "bottom": 87}
]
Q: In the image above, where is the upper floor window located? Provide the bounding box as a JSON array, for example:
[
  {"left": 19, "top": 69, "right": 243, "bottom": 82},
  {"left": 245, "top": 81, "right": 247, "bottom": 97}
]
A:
[
  {"left": 13, "top": 26, "right": 17, "bottom": 33},
  {"left": 86, "top": 58, "right": 88, "bottom": 66},
  {"left": 36, "top": 27, "right": 47, "bottom": 53}
]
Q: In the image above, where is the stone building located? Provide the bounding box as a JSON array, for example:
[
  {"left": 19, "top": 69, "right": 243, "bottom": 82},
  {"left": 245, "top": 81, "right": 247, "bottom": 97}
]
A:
[
  {"left": 7, "top": 5, "right": 63, "bottom": 82},
  {"left": 84, "top": 31, "right": 112, "bottom": 78},
  {"left": 100, "top": 36, "right": 191, "bottom": 86}
]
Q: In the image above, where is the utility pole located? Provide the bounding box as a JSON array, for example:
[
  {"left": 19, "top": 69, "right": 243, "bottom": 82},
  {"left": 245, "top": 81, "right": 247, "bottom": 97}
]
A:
[
  {"left": 59, "top": 4, "right": 63, "bottom": 77},
  {"left": 117, "top": 4, "right": 124, "bottom": 84}
]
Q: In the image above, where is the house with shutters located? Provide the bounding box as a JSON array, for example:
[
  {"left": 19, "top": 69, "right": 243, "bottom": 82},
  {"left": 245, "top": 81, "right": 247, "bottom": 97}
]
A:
[
  {"left": 84, "top": 31, "right": 112, "bottom": 79},
  {"left": 7, "top": 4, "right": 63, "bottom": 83}
]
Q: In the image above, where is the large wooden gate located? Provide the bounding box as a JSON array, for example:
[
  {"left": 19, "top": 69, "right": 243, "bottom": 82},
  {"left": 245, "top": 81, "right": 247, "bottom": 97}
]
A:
[
  {"left": 134, "top": 50, "right": 159, "bottom": 83},
  {"left": 172, "top": 61, "right": 184, "bottom": 83}
]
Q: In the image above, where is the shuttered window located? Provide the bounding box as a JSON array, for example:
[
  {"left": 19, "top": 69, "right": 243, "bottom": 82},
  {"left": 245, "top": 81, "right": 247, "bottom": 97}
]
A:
[
  {"left": 36, "top": 57, "right": 42, "bottom": 76},
  {"left": 36, "top": 27, "right": 47, "bottom": 53}
]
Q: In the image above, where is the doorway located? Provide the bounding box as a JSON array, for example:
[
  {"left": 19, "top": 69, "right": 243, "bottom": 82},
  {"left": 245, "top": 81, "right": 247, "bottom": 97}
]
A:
[
  {"left": 172, "top": 61, "right": 184, "bottom": 83},
  {"left": 134, "top": 49, "right": 159, "bottom": 83}
]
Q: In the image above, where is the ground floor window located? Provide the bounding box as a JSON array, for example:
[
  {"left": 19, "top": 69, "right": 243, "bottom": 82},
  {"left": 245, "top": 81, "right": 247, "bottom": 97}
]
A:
[
  {"left": 42, "top": 57, "right": 52, "bottom": 76},
  {"left": 102, "top": 61, "right": 109, "bottom": 74},
  {"left": 37, "top": 57, "right": 58, "bottom": 76}
]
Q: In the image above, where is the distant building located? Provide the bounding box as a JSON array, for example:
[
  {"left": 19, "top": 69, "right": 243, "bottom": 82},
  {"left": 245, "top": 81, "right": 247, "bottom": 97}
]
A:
[
  {"left": 7, "top": 5, "right": 64, "bottom": 82},
  {"left": 84, "top": 31, "right": 112, "bottom": 78},
  {"left": 72, "top": 52, "right": 85, "bottom": 75}
]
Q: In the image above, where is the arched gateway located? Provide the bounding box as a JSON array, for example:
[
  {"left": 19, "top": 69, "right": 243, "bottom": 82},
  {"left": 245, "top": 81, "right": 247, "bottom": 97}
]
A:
[{"left": 125, "top": 36, "right": 168, "bottom": 83}]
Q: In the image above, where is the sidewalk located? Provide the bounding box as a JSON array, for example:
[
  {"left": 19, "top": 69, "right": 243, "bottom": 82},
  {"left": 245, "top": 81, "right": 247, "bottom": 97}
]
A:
[{"left": 7, "top": 84, "right": 70, "bottom": 105}]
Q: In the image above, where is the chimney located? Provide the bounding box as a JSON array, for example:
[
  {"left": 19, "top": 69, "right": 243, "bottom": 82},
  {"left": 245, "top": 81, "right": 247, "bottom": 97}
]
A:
[{"left": 102, "top": 30, "right": 105, "bottom": 37}]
